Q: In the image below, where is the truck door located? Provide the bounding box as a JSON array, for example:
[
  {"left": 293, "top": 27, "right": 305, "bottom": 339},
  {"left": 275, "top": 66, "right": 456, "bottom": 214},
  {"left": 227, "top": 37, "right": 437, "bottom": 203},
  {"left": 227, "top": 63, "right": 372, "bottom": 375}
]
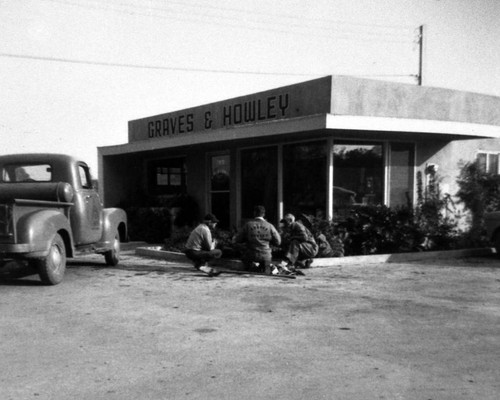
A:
[{"left": 71, "top": 163, "right": 103, "bottom": 245}]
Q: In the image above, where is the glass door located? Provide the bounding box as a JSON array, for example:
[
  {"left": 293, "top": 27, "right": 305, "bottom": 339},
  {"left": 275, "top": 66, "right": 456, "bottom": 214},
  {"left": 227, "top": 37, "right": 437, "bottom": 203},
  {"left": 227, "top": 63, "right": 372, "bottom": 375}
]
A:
[
  {"left": 210, "top": 154, "right": 230, "bottom": 229},
  {"left": 389, "top": 143, "right": 415, "bottom": 207},
  {"left": 283, "top": 141, "right": 327, "bottom": 218},
  {"left": 240, "top": 146, "right": 278, "bottom": 223}
]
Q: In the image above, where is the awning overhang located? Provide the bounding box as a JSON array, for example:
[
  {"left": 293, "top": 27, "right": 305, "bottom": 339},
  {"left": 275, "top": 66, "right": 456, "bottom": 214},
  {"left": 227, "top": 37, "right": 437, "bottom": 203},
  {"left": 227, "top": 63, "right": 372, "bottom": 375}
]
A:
[{"left": 99, "top": 113, "right": 500, "bottom": 157}]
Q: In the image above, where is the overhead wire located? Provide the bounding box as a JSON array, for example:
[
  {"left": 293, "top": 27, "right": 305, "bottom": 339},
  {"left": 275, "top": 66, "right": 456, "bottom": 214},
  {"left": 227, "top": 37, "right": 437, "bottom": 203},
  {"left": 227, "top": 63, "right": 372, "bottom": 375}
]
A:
[
  {"left": 1, "top": 0, "right": 420, "bottom": 80},
  {"left": 0, "top": 52, "right": 318, "bottom": 76},
  {"left": 0, "top": 52, "right": 418, "bottom": 79},
  {"left": 157, "top": 0, "right": 415, "bottom": 30},
  {"left": 42, "top": 0, "right": 417, "bottom": 43}
]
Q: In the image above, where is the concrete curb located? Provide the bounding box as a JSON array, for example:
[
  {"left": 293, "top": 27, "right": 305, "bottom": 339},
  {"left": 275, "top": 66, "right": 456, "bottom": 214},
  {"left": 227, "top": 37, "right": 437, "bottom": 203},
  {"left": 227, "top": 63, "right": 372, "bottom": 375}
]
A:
[
  {"left": 313, "top": 247, "right": 496, "bottom": 266},
  {"left": 121, "top": 241, "right": 149, "bottom": 252},
  {"left": 135, "top": 246, "right": 497, "bottom": 267},
  {"left": 136, "top": 247, "right": 188, "bottom": 262},
  {"left": 135, "top": 246, "right": 245, "bottom": 269}
]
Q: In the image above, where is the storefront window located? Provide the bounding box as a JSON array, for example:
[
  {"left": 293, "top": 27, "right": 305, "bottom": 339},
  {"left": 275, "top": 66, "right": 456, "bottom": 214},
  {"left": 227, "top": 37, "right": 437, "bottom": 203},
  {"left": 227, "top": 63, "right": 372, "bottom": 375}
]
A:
[
  {"left": 148, "top": 158, "right": 187, "bottom": 195},
  {"left": 389, "top": 143, "right": 414, "bottom": 207},
  {"left": 333, "top": 142, "right": 384, "bottom": 217},
  {"left": 283, "top": 141, "right": 327, "bottom": 217},
  {"left": 210, "top": 155, "right": 230, "bottom": 228},
  {"left": 241, "top": 146, "right": 278, "bottom": 223}
]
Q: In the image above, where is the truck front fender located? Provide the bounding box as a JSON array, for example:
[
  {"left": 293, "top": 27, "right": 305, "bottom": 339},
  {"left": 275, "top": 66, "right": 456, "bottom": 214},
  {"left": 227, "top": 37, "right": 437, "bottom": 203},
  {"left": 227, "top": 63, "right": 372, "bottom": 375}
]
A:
[
  {"left": 96, "top": 208, "right": 128, "bottom": 250},
  {"left": 16, "top": 210, "right": 73, "bottom": 258}
]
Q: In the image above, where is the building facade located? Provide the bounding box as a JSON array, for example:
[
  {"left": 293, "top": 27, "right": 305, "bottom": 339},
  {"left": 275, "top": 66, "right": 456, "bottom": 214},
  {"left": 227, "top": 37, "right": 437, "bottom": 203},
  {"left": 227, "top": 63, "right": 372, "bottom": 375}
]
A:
[{"left": 98, "top": 76, "right": 500, "bottom": 229}]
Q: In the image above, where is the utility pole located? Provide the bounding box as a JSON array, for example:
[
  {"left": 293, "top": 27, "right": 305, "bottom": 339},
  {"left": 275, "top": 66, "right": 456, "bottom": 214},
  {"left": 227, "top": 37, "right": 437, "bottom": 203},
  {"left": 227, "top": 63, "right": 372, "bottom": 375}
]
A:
[{"left": 417, "top": 25, "right": 425, "bottom": 86}]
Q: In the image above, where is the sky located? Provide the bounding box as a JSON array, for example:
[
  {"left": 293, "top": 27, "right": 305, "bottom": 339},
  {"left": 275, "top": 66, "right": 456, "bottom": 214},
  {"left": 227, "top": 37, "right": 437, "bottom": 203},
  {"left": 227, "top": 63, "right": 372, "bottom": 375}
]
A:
[{"left": 1, "top": 0, "right": 499, "bottom": 175}]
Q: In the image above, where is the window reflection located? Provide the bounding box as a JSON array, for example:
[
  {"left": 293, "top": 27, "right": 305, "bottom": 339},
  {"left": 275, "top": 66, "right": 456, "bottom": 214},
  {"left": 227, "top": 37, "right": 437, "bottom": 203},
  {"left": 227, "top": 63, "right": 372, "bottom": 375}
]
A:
[
  {"left": 283, "top": 141, "right": 327, "bottom": 217},
  {"left": 211, "top": 155, "right": 230, "bottom": 191},
  {"left": 389, "top": 143, "right": 414, "bottom": 207},
  {"left": 333, "top": 143, "right": 384, "bottom": 216},
  {"left": 210, "top": 155, "right": 230, "bottom": 228},
  {"left": 241, "top": 147, "right": 278, "bottom": 222}
]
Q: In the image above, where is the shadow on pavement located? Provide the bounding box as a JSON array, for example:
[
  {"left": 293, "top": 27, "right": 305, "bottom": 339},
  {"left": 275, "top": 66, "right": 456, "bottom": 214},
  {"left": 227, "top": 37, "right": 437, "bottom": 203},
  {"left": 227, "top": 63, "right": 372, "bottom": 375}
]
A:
[
  {"left": 0, "top": 260, "right": 43, "bottom": 285},
  {"left": 66, "top": 258, "right": 199, "bottom": 277},
  {"left": 0, "top": 277, "right": 43, "bottom": 286}
]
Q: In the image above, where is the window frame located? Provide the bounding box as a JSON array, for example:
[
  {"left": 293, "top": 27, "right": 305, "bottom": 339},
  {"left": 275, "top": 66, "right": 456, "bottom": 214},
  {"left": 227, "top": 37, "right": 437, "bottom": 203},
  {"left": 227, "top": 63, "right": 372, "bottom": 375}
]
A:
[
  {"left": 477, "top": 151, "right": 500, "bottom": 174},
  {"left": 147, "top": 157, "right": 187, "bottom": 196},
  {"left": 206, "top": 151, "right": 231, "bottom": 228},
  {"left": 332, "top": 139, "right": 386, "bottom": 212}
]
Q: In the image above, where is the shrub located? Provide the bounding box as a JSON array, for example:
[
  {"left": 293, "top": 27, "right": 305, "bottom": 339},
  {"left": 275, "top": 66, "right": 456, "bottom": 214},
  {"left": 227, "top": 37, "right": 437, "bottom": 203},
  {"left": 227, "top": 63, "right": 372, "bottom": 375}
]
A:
[
  {"left": 344, "top": 206, "right": 422, "bottom": 255},
  {"left": 126, "top": 207, "right": 172, "bottom": 243},
  {"left": 163, "top": 226, "right": 191, "bottom": 252},
  {"left": 305, "top": 202, "right": 459, "bottom": 256},
  {"left": 121, "top": 194, "right": 200, "bottom": 244},
  {"left": 415, "top": 168, "right": 459, "bottom": 250},
  {"left": 456, "top": 160, "right": 500, "bottom": 244}
]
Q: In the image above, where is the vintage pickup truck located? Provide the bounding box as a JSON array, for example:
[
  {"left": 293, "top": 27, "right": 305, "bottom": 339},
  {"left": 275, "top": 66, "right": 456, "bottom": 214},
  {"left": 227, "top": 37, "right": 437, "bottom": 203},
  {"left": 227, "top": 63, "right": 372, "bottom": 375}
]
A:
[{"left": 0, "top": 153, "right": 127, "bottom": 285}]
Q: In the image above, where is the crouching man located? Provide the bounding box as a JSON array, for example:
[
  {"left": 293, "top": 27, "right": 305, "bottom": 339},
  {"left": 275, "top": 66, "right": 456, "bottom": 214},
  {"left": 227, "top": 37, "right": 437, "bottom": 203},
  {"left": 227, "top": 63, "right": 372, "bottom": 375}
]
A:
[
  {"left": 234, "top": 205, "right": 281, "bottom": 273},
  {"left": 184, "top": 213, "right": 222, "bottom": 276},
  {"left": 280, "top": 213, "right": 318, "bottom": 269}
]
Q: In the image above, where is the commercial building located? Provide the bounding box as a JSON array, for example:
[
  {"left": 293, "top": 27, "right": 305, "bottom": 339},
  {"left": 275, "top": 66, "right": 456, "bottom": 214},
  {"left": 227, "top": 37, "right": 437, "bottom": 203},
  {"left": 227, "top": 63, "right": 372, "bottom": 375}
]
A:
[{"left": 98, "top": 75, "right": 500, "bottom": 229}]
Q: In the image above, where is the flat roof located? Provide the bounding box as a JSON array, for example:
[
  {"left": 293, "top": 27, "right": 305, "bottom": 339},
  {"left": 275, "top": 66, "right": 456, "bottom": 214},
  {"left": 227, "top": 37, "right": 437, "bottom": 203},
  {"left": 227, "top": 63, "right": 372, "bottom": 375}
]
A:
[{"left": 99, "top": 75, "right": 500, "bottom": 155}]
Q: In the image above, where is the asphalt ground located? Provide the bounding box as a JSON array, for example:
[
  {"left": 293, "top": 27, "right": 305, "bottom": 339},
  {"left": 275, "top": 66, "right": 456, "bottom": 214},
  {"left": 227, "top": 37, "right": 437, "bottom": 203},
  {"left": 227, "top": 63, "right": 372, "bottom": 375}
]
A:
[{"left": 1, "top": 251, "right": 499, "bottom": 400}]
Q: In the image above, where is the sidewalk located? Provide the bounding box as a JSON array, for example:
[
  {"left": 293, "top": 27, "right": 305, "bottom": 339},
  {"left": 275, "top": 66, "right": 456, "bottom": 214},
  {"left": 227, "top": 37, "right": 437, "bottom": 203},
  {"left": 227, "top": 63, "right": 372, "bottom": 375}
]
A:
[{"left": 134, "top": 244, "right": 496, "bottom": 267}]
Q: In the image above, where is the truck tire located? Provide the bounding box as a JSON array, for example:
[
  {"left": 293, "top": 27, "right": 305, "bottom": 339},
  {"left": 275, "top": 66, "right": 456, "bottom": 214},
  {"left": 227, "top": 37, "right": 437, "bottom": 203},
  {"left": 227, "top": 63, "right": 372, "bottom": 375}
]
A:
[
  {"left": 104, "top": 232, "right": 120, "bottom": 266},
  {"left": 37, "top": 233, "right": 66, "bottom": 285}
]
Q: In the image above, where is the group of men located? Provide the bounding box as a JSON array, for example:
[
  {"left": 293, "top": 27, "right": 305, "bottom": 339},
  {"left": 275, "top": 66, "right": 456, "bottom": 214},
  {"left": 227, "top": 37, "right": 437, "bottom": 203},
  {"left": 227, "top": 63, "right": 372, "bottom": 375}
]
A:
[{"left": 184, "top": 205, "right": 318, "bottom": 276}]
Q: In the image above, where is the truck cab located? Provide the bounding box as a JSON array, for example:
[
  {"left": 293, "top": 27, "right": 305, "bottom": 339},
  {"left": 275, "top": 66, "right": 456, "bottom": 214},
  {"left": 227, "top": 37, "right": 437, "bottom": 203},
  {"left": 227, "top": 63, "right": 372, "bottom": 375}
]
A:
[{"left": 0, "top": 153, "right": 128, "bottom": 284}]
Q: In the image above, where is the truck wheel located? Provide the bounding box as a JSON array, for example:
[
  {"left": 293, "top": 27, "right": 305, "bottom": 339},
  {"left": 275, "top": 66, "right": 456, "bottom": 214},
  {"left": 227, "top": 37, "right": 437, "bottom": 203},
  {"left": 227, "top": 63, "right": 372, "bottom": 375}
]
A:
[
  {"left": 104, "top": 232, "right": 120, "bottom": 266},
  {"left": 37, "top": 233, "right": 66, "bottom": 285}
]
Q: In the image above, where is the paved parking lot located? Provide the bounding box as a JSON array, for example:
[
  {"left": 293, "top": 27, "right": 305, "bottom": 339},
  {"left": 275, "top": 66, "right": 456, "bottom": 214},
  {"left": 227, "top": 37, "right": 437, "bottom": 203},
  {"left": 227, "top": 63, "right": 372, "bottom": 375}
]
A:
[{"left": 1, "top": 251, "right": 499, "bottom": 399}]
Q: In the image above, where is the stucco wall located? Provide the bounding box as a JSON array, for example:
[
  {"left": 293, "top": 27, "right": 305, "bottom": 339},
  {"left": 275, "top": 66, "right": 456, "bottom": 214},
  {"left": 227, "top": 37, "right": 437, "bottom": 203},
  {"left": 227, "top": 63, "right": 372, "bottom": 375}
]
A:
[
  {"left": 330, "top": 76, "right": 500, "bottom": 125},
  {"left": 416, "top": 137, "right": 500, "bottom": 198}
]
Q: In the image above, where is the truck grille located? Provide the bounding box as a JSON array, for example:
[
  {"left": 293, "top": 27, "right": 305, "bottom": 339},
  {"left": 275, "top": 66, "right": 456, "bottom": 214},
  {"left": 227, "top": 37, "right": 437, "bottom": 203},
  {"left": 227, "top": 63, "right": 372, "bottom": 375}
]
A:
[{"left": 0, "top": 204, "right": 13, "bottom": 237}]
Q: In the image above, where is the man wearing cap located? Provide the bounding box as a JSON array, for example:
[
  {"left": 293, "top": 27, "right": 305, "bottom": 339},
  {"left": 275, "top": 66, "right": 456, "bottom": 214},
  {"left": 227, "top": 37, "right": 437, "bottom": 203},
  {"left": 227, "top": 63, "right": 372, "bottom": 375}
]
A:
[
  {"left": 234, "top": 205, "right": 281, "bottom": 273},
  {"left": 184, "top": 213, "right": 222, "bottom": 276},
  {"left": 280, "top": 213, "right": 318, "bottom": 269}
]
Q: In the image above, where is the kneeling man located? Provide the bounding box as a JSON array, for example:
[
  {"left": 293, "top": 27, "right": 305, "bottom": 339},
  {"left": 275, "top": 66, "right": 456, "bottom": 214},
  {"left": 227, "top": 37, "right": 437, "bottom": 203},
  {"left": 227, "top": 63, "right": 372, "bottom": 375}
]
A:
[{"left": 234, "top": 205, "right": 281, "bottom": 273}]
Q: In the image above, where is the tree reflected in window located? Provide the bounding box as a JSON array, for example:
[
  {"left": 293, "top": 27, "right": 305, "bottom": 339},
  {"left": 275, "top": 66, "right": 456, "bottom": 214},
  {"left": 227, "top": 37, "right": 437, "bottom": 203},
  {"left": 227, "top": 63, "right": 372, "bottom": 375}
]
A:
[{"left": 333, "top": 143, "right": 384, "bottom": 217}]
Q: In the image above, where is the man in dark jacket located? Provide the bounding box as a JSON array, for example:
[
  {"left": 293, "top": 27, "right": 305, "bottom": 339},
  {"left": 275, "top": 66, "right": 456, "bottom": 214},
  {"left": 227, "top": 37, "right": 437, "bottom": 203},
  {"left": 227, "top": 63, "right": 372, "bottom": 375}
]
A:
[
  {"left": 280, "top": 213, "right": 318, "bottom": 268},
  {"left": 234, "top": 205, "right": 281, "bottom": 273}
]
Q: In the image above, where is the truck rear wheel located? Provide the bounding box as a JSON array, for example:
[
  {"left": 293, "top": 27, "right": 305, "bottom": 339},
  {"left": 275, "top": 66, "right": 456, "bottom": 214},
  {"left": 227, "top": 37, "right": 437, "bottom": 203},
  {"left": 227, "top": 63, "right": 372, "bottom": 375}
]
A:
[
  {"left": 37, "top": 233, "right": 66, "bottom": 285},
  {"left": 104, "top": 232, "right": 120, "bottom": 266}
]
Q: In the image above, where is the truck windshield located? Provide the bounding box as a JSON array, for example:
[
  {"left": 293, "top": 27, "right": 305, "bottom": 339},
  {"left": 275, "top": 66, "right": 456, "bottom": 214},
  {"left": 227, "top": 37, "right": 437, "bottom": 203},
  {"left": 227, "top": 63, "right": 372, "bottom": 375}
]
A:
[{"left": 1, "top": 163, "right": 52, "bottom": 182}]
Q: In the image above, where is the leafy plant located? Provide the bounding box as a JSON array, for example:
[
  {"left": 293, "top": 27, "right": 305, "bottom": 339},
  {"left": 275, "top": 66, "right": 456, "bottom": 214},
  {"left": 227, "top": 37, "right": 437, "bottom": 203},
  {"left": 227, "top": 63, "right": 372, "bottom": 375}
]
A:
[
  {"left": 415, "top": 168, "right": 459, "bottom": 250},
  {"left": 126, "top": 206, "right": 172, "bottom": 243},
  {"left": 456, "top": 160, "right": 500, "bottom": 244},
  {"left": 303, "top": 167, "right": 461, "bottom": 256}
]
